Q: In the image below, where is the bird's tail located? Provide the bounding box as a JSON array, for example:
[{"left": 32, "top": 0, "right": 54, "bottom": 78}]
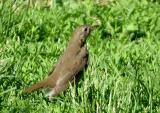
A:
[{"left": 24, "top": 79, "right": 48, "bottom": 93}]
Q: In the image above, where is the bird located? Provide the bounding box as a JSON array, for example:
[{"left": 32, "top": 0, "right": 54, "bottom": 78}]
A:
[{"left": 24, "top": 25, "right": 93, "bottom": 100}]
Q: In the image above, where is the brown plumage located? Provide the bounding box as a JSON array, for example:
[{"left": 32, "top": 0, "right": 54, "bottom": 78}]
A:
[{"left": 24, "top": 25, "right": 92, "bottom": 99}]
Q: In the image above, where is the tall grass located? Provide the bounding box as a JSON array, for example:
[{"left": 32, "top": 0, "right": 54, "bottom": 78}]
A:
[{"left": 0, "top": 0, "right": 160, "bottom": 112}]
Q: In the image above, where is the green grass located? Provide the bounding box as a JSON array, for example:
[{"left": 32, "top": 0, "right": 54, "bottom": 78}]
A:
[{"left": 1, "top": 0, "right": 160, "bottom": 112}]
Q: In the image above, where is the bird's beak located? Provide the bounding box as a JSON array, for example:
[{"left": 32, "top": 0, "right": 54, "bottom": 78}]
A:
[{"left": 91, "top": 24, "right": 100, "bottom": 31}]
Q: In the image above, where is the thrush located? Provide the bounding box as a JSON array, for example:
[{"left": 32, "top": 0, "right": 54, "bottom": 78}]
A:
[{"left": 24, "top": 25, "right": 93, "bottom": 100}]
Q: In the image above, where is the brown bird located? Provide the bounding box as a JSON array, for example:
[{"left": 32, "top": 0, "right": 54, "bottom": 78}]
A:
[{"left": 25, "top": 25, "right": 93, "bottom": 100}]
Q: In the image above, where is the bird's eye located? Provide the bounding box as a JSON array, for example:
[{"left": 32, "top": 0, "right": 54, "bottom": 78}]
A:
[
  {"left": 83, "top": 27, "right": 90, "bottom": 33},
  {"left": 84, "top": 27, "right": 88, "bottom": 32}
]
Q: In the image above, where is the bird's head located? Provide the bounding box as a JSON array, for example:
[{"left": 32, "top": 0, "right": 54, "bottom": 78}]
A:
[{"left": 73, "top": 25, "right": 92, "bottom": 40}]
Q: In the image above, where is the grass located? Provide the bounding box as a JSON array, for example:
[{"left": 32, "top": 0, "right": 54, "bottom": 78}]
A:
[{"left": 0, "top": 0, "right": 160, "bottom": 112}]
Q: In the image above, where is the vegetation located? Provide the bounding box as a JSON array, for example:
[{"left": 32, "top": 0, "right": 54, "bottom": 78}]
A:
[{"left": 0, "top": 0, "right": 160, "bottom": 112}]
